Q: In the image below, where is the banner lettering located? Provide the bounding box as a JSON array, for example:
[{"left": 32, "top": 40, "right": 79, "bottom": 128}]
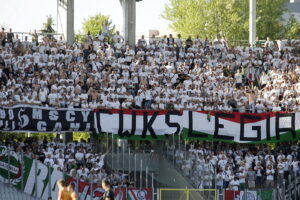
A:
[{"left": 1, "top": 106, "right": 300, "bottom": 143}]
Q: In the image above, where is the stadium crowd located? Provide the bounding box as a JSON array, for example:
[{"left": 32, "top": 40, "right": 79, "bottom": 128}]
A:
[
  {"left": 175, "top": 142, "right": 300, "bottom": 190},
  {"left": 3, "top": 135, "right": 299, "bottom": 191},
  {"left": 0, "top": 28, "right": 299, "bottom": 112},
  {"left": 0, "top": 137, "right": 133, "bottom": 188}
]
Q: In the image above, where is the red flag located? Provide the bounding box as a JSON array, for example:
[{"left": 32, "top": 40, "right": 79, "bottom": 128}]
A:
[{"left": 224, "top": 190, "right": 240, "bottom": 200}]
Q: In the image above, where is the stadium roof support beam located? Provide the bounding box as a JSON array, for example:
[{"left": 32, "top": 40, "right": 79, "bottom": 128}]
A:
[
  {"left": 120, "top": 0, "right": 136, "bottom": 48},
  {"left": 249, "top": 0, "right": 256, "bottom": 46},
  {"left": 66, "top": 0, "right": 74, "bottom": 44},
  {"left": 57, "top": 0, "right": 74, "bottom": 44}
]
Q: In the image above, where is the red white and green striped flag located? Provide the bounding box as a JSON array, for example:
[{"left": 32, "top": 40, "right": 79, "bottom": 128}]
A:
[{"left": 127, "top": 189, "right": 152, "bottom": 200}]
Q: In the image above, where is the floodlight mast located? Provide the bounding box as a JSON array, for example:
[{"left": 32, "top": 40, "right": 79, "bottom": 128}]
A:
[{"left": 249, "top": 0, "right": 256, "bottom": 47}]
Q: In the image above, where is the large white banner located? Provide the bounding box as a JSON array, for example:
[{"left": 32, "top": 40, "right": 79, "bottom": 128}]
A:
[
  {"left": 0, "top": 105, "right": 299, "bottom": 143},
  {"left": 94, "top": 109, "right": 300, "bottom": 143}
]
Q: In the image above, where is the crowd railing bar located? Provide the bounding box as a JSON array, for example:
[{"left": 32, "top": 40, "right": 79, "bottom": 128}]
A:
[
  {"left": 76, "top": 174, "right": 79, "bottom": 195},
  {"left": 7, "top": 148, "right": 10, "bottom": 186},
  {"left": 34, "top": 159, "right": 38, "bottom": 198},
  {"left": 128, "top": 145, "right": 131, "bottom": 183},
  {"left": 21, "top": 150, "right": 24, "bottom": 191},
  {"left": 117, "top": 139, "right": 119, "bottom": 173},
  {"left": 48, "top": 164, "right": 52, "bottom": 199},
  {"left": 151, "top": 172, "right": 154, "bottom": 200},
  {"left": 122, "top": 141, "right": 125, "bottom": 175},
  {"left": 146, "top": 166, "right": 148, "bottom": 188},
  {"left": 134, "top": 154, "right": 137, "bottom": 188},
  {"left": 140, "top": 159, "right": 143, "bottom": 190},
  {"left": 111, "top": 133, "right": 114, "bottom": 170},
  {"left": 90, "top": 179, "right": 93, "bottom": 200}
]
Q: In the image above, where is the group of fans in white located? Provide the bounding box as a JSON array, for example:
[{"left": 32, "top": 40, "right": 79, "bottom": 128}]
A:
[
  {"left": 176, "top": 142, "right": 300, "bottom": 190},
  {"left": 0, "top": 27, "right": 299, "bottom": 112},
  {"left": 2, "top": 137, "right": 132, "bottom": 189},
  {"left": 5, "top": 136, "right": 300, "bottom": 192},
  {"left": 0, "top": 27, "right": 300, "bottom": 192}
]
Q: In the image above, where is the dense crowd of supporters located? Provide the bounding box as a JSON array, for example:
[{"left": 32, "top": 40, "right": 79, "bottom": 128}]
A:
[
  {"left": 0, "top": 27, "right": 299, "bottom": 112},
  {"left": 175, "top": 142, "right": 300, "bottom": 190},
  {"left": 0, "top": 137, "right": 133, "bottom": 189},
  {"left": 1, "top": 134, "right": 300, "bottom": 191}
]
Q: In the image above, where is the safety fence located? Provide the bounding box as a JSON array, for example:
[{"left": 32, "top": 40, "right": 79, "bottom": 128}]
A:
[
  {"left": 158, "top": 187, "right": 299, "bottom": 200},
  {"left": 1, "top": 142, "right": 300, "bottom": 200},
  {"left": 3, "top": 31, "right": 63, "bottom": 42},
  {"left": 161, "top": 140, "right": 300, "bottom": 200},
  {"left": 0, "top": 145, "right": 154, "bottom": 200},
  {"left": 160, "top": 188, "right": 217, "bottom": 200},
  {"left": 167, "top": 150, "right": 300, "bottom": 199}
]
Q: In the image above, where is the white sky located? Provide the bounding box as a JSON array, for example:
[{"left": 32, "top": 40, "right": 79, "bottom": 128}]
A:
[{"left": 0, "top": 0, "right": 171, "bottom": 37}]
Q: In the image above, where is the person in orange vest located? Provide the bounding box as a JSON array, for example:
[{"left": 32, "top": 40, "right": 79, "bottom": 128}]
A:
[
  {"left": 67, "top": 185, "right": 78, "bottom": 200},
  {"left": 57, "top": 179, "right": 72, "bottom": 200}
]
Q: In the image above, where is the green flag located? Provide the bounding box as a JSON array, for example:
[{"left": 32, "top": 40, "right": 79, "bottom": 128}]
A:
[{"left": 258, "top": 190, "right": 273, "bottom": 200}]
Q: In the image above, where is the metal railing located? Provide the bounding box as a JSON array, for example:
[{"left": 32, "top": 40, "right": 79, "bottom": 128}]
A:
[
  {"left": 158, "top": 175, "right": 300, "bottom": 200},
  {"left": 0, "top": 143, "right": 156, "bottom": 200},
  {"left": 2, "top": 31, "right": 64, "bottom": 42},
  {"left": 166, "top": 149, "right": 300, "bottom": 200}
]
